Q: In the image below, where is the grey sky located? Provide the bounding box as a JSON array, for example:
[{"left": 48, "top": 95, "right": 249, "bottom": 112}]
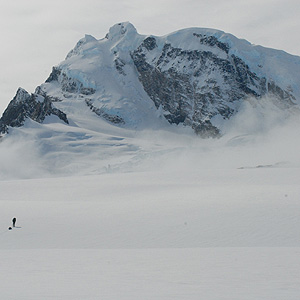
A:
[{"left": 0, "top": 0, "right": 299, "bottom": 113}]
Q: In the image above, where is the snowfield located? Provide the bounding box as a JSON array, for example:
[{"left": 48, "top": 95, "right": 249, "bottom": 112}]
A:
[
  {"left": 0, "top": 169, "right": 300, "bottom": 299},
  {"left": 0, "top": 106, "right": 300, "bottom": 299},
  {"left": 1, "top": 248, "right": 300, "bottom": 300}
]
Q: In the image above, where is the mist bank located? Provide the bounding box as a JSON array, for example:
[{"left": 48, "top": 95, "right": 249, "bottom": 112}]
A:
[{"left": 0, "top": 95, "right": 299, "bottom": 180}]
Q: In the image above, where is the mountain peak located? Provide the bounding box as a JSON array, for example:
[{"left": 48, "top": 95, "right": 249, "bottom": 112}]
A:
[
  {"left": 66, "top": 34, "right": 97, "bottom": 60},
  {"left": 106, "top": 22, "right": 138, "bottom": 41},
  {"left": 1, "top": 23, "right": 300, "bottom": 137}
]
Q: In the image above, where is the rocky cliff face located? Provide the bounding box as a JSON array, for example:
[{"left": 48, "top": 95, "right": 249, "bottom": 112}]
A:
[
  {"left": 1, "top": 22, "right": 299, "bottom": 137},
  {"left": 131, "top": 36, "right": 295, "bottom": 136},
  {"left": 0, "top": 88, "right": 68, "bottom": 133}
]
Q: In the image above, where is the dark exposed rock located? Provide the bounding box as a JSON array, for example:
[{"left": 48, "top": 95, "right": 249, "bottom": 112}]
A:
[
  {"left": 267, "top": 81, "right": 295, "bottom": 107},
  {"left": 85, "top": 99, "right": 125, "bottom": 125},
  {"left": 34, "top": 86, "right": 62, "bottom": 102},
  {"left": 46, "top": 67, "right": 96, "bottom": 95},
  {"left": 141, "top": 37, "right": 157, "bottom": 51},
  {"left": 114, "top": 57, "right": 126, "bottom": 75},
  {"left": 80, "top": 87, "right": 96, "bottom": 96},
  {"left": 60, "top": 73, "right": 96, "bottom": 95},
  {"left": 131, "top": 38, "right": 295, "bottom": 137},
  {"left": 46, "top": 67, "right": 61, "bottom": 83},
  {"left": 193, "top": 33, "right": 230, "bottom": 54},
  {"left": 0, "top": 88, "right": 68, "bottom": 134}
]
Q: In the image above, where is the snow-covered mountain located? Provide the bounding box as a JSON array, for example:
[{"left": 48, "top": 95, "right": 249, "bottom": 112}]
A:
[
  {"left": 1, "top": 22, "right": 300, "bottom": 299},
  {"left": 1, "top": 22, "right": 300, "bottom": 137}
]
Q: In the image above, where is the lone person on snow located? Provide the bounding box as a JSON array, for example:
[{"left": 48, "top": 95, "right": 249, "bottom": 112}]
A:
[{"left": 12, "top": 217, "right": 16, "bottom": 227}]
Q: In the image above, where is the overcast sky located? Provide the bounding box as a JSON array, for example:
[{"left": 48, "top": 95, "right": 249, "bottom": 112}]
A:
[{"left": 0, "top": 0, "right": 299, "bottom": 113}]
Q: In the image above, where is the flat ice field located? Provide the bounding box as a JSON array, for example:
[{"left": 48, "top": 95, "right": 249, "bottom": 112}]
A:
[{"left": 0, "top": 167, "right": 300, "bottom": 299}]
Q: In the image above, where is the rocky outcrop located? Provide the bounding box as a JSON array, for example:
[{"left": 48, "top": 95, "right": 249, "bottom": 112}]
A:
[
  {"left": 0, "top": 88, "right": 68, "bottom": 133},
  {"left": 85, "top": 99, "right": 125, "bottom": 125},
  {"left": 131, "top": 37, "right": 295, "bottom": 137},
  {"left": 46, "top": 67, "right": 96, "bottom": 96}
]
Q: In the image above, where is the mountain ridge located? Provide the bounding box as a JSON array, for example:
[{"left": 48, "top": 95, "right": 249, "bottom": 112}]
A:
[{"left": 1, "top": 22, "right": 299, "bottom": 137}]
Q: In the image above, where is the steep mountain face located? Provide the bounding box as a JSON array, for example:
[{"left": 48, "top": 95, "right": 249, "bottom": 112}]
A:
[
  {"left": 1, "top": 22, "right": 299, "bottom": 137},
  {"left": 131, "top": 38, "right": 296, "bottom": 136}
]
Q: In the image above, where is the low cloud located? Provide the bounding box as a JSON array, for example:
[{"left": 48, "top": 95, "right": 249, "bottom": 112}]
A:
[
  {"left": 0, "top": 134, "right": 46, "bottom": 180},
  {"left": 145, "top": 96, "right": 300, "bottom": 172},
  {"left": 0, "top": 95, "right": 299, "bottom": 179}
]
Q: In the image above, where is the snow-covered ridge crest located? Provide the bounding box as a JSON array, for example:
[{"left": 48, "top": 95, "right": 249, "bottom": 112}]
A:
[
  {"left": 106, "top": 22, "right": 138, "bottom": 41},
  {"left": 66, "top": 34, "right": 98, "bottom": 60},
  {"left": 66, "top": 22, "right": 140, "bottom": 60},
  {"left": 1, "top": 22, "right": 300, "bottom": 136}
]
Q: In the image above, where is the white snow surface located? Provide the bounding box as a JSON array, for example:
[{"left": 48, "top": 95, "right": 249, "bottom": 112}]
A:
[
  {"left": 1, "top": 22, "right": 300, "bottom": 299},
  {"left": 0, "top": 97, "right": 300, "bottom": 299}
]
